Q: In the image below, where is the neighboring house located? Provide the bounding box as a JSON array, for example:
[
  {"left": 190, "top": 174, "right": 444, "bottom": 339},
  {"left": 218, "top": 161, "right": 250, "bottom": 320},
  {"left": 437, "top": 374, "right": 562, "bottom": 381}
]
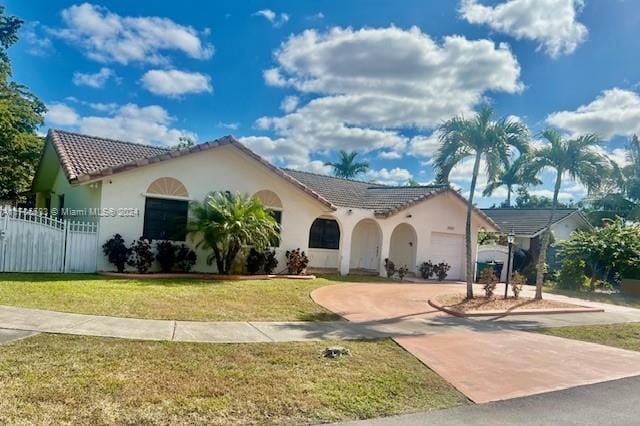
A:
[
  {"left": 32, "top": 130, "right": 498, "bottom": 278},
  {"left": 478, "top": 208, "right": 592, "bottom": 281}
]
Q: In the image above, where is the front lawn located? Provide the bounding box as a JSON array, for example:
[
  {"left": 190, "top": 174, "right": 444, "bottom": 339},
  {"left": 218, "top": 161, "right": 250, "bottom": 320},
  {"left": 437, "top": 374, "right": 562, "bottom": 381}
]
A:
[
  {"left": 544, "top": 286, "right": 640, "bottom": 310},
  {"left": 536, "top": 323, "right": 640, "bottom": 352},
  {"left": 0, "top": 335, "right": 466, "bottom": 425},
  {"left": 0, "top": 273, "right": 349, "bottom": 321}
]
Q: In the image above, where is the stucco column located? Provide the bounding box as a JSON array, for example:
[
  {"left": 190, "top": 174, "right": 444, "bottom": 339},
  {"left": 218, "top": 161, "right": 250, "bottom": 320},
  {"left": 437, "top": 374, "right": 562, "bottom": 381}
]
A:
[
  {"left": 378, "top": 227, "right": 391, "bottom": 276},
  {"left": 338, "top": 224, "right": 353, "bottom": 276}
]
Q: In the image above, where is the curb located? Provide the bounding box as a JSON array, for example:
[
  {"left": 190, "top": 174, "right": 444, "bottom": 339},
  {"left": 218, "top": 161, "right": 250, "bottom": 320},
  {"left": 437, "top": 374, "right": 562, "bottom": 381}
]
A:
[{"left": 427, "top": 298, "right": 605, "bottom": 317}]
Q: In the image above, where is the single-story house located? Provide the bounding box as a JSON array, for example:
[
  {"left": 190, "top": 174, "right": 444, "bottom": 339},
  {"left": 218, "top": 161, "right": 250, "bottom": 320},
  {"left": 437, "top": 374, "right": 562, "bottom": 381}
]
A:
[
  {"left": 477, "top": 208, "right": 592, "bottom": 281},
  {"left": 32, "top": 129, "right": 498, "bottom": 278}
]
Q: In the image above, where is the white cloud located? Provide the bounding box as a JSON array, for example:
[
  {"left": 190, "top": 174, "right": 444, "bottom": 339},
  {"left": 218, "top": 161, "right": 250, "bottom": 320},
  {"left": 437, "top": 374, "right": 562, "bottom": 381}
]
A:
[
  {"left": 546, "top": 88, "right": 640, "bottom": 140},
  {"left": 255, "top": 26, "right": 522, "bottom": 166},
  {"left": 253, "top": 9, "right": 290, "bottom": 28},
  {"left": 22, "top": 21, "right": 53, "bottom": 57},
  {"left": 72, "top": 67, "right": 116, "bottom": 88},
  {"left": 409, "top": 132, "right": 441, "bottom": 159},
  {"left": 366, "top": 167, "right": 413, "bottom": 186},
  {"left": 45, "top": 102, "right": 195, "bottom": 146},
  {"left": 46, "top": 103, "right": 79, "bottom": 125},
  {"left": 280, "top": 96, "right": 299, "bottom": 113},
  {"left": 140, "top": 69, "right": 213, "bottom": 97},
  {"left": 217, "top": 121, "right": 239, "bottom": 130},
  {"left": 460, "top": 0, "right": 587, "bottom": 58},
  {"left": 52, "top": 3, "right": 213, "bottom": 65}
]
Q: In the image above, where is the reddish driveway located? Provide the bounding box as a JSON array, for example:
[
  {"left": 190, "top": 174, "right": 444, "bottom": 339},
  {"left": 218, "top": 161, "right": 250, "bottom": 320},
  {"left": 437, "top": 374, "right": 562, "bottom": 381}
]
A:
[{"left": 312, "top": 282, "right": 640, "bottom": 403}]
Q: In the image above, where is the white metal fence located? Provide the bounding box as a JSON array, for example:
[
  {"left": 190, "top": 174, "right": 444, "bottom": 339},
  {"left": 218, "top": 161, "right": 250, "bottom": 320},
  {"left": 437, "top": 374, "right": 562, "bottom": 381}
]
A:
[{"left": 0, "top": 207, "right": 98, "bottom": 273}]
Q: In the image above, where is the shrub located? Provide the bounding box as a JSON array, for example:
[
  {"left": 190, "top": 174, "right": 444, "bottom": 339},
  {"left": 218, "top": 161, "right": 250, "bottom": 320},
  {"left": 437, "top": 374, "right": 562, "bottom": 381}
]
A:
[
  {"left": 175, "top": 244, "right": 197, "bottom": 272},
  {"left": 285, "top": 248, "right": 309, "bottom": 275},
  {"left": 556, "top": 258, "right": 588, "bottom": 290},
  {"left": 128, "top": 237, "right": 155, "bottom": 273},
  {"left": 102, "top": 234, "right": 131, "bottom": 273},
  {"left": 155, "top": 241, "right": 177, "bottom": 273},
  {"left": 245, "top": 249, "right": 279, "bottom": 275},
  {"left": 479, "top": 268, "right": 498, "bottom": 298},
  {"left": 511, "top": 272, "right": 525, "bottom": 299},
  {"left": 384, "top": 258, "right": 396, "bottom": 278},
  {"left": 434, "top": 262, "right": 451, "bottom": 281},
  {"left": 397, "top": 265, "right": 409, "bottom": 281},
  {"left": 418, "top": 261, "right": 434, "bottom": 279}
]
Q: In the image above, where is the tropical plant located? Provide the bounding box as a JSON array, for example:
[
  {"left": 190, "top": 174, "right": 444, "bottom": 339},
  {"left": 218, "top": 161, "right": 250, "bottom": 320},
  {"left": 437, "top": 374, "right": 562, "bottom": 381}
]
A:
[
  {"left": 511, "top": 272, "right": 525, "bottom": 299},
  {"left": 0, "top": 6, "right": 46, "bottom": 202},
  {"left": 175, "top": 244, "right": 197, "bottom": 272},
  {"left": 246, "top": 248, "right": 279, "bottom": 275},
  {"left": 155, "top": 241, "right": 178, "bottom": 273},
  {"left": 128, "top": 237, "right": 155, "bottom": 273},
  {"left": 557, "top": 218, "right": 640, "bottom": 289},
  {"left": 384, "top": 258, "right": 396, "bottom": 278},
  {"left": 483, "top": 155, "right": 541, "bottom": 206},
  {"left": 419, "top": 261, "right": 434, "bottom": 279},
  {"left": 325, "top": 150, "right": 369, "bottom": 178},
  {"left": 397, "top": 265, "right": 409, "bottom": 281},
  {"left": 285, "top": 248, "right": 309, "bottom": 275},
  {"left": 479, "top": 268, "right": 498, "bottom": 298},
  {"left": 187, "top": 192, "right": 279, "bottom": 274},
  {"left": 102, "top": 234, "right": 131, "bottom": 273},
  {"left": 434, "top": 106, "right": 529, "bottom": 298},
  {"left": 433, "top": 262, "right": 451, "bottom": 281},
  {"left": 527, "top": 129, "right": 609, "bottom": 298}
]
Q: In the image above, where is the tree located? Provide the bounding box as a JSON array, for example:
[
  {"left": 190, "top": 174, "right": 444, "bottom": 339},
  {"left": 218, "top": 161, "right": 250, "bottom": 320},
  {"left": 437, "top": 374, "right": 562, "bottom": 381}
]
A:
[
  {"left": 434, "top": 106, "right": 529, "bottom": 298},
  {"left": 513, "top": 187, "right": 574, "bottom": 209},
  {"left": 483, "top": 155, "right": 541, "bottom": 206},
  {"left": 527, "top": 129, "right": 609, "bottom": 299},
  {"left": 0, "top": 6, "right": 46, "bottom": 202},
  {"left": 622, "top": 135, "right": 640, "bottom": 201},
  {"left": 172, "top": 136, "right": 195, "bottom": 150},
  {"left": 405, "top": 178, "right": 420, "bottom": 186},
  {"left": 325, "top": 150, "right": 369, "bottom": 178},
  {"left": 187, "top": 192, "right": 279, "bottom": 274}
]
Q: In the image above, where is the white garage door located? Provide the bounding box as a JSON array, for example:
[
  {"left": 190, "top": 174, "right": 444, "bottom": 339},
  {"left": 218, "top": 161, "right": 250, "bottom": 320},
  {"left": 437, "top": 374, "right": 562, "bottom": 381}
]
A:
[{"left": 428, "top": 232, "right": 465, "bottom": 280}]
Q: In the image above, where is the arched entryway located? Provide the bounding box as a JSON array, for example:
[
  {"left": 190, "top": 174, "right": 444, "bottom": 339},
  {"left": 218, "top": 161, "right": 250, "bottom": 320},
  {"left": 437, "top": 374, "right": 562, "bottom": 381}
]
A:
[
  {"left": 389, "top": 223, "right": 417, "bottom": 272},
  {"left": 349, "top": 219, "right": 382, "bottom": 272}
]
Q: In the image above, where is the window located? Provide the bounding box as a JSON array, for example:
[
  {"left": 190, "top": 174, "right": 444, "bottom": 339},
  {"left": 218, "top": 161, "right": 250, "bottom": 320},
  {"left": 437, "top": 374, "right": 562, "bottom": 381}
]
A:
[
  {"left": 309, "top": 218, "right": 340, "bottom": 250},
  {"left": 143, "top": 197, "right": 189, "bottom": 241}
]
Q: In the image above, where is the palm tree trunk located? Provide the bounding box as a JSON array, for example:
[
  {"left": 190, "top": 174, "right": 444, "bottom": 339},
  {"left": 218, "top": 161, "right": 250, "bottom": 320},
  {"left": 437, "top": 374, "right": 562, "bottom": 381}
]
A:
[
  {"left": 465, "top": 153, "right": 482, "bottom": 299},
  {"left": 506, "top": 185, "right": 512, "bottom": 207},
  {"left": 535, "top": 170, "right": 563, "bottom": 299}
]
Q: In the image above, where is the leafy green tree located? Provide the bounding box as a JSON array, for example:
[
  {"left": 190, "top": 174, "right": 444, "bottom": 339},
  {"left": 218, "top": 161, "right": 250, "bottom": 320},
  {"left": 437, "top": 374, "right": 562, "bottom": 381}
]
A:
[
  {"left": 623, "top": 135, "right": 640, "bottom": 201},
  {"left": 558, "top": 218, "right": 640, "bottom": 289},
  {"left": 187, "top": 192, "right": 279, "bottom": 274},
  {"left": 0, "top": 6, "right": 46, "bottom": 201},
  {"left": 171, "top": 136, "right": 195, "bottom": 150},
  {"left": 405, "top": 178, "right": 420, "bottom": 186},
  {"left": 434, "top": 106, "right": 529, "bottom": 298},
  {"left": 513, "top": 187, "right": 574, "bottom": 209},
  {"left": 325, "top": 150, "right": 369, "bottom": 178},
  {"left": 483, "top": 155, "right": 541, "bottom": 206},
  {"left": 527, "top": 129, "right": 609, "bottom": 299}
]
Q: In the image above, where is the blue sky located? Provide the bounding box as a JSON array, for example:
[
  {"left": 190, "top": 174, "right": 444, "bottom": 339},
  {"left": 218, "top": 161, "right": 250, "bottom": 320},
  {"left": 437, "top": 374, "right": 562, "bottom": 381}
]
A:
[{"left": 6, "top": 1, "right": 640, "bottom": 206}]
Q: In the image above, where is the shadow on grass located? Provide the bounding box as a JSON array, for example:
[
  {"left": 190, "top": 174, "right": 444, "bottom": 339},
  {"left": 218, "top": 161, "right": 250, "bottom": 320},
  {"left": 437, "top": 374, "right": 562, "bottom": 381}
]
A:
[{"left": 546, "top": 287, "right": 640, "bottom": 309}]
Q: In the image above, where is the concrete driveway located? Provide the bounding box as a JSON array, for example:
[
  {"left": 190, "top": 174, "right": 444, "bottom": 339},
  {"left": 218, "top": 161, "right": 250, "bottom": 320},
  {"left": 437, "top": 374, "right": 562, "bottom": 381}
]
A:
[{"left": 312, "top": 282, "right": 640, "bottom": 403}]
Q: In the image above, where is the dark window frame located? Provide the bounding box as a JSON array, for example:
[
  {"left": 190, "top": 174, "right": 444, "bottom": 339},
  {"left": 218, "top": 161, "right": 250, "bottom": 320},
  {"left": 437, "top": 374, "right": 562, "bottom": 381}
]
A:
[
  {"left": 308, "top": 218, "right": 340, "bottom": 250},
  {"left": 142, "top": 197, "right": 189, "bottom": 241}
]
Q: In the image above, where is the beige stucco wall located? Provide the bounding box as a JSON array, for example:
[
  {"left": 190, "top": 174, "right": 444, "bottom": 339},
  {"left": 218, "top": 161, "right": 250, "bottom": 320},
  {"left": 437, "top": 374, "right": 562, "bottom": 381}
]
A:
[{"left": 96, "top": 145, "right": 334, "bottom": 272}]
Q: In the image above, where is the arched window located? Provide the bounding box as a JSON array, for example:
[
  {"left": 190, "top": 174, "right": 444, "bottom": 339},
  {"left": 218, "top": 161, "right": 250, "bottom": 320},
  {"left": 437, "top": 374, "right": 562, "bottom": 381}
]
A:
[
  {"left": 143, "top": 177, "right": 189, "bottom": 241},
  {"left": 309, "top": 218, "right": 340, "bottom": 250},
  {"left": 253, "top": 190, "right": 283, "bottom": 247}
]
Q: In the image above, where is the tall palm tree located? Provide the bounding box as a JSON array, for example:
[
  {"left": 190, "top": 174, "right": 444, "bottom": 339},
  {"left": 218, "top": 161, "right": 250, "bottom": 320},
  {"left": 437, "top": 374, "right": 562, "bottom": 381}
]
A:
[
  {"left": 483, "top": 154, "right": 541, "bottom": 206},
  {"left": 187, "top": 192, "right": 279, "bottom": 274},
  {"left": 434, "top": 106, "right": 529, "bottom": 298},
  {"left": 325, "top": 150, "right": 369, "bottom": 178},
  {"left": 527, "top": 129, "right": 609, "bottom": 299}
]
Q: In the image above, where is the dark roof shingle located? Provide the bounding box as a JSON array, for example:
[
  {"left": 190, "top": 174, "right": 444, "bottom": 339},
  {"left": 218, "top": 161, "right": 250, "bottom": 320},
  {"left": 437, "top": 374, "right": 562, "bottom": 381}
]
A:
[{"left": 481, "top": 208, "right": 586, "bottom": 237}]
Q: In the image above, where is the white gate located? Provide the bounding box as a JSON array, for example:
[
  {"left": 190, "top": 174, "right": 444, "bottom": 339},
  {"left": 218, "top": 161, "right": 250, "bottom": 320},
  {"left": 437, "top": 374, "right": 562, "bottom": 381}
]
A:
[{"left": 0, "top": 207, "right": 98, "bottom": 273}]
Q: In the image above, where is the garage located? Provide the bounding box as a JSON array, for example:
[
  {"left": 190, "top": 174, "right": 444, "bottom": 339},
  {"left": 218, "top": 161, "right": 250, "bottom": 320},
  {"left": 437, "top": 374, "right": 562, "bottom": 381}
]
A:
[{"left": 428, "top": 232, "right": 465, "bottom": 280}]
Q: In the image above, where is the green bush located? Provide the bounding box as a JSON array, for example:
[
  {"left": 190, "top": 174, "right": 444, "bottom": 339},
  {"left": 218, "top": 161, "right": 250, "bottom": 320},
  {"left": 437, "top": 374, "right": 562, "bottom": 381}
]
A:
[{"left": 556, "top": 259, "right": 588, "bottom": 290}]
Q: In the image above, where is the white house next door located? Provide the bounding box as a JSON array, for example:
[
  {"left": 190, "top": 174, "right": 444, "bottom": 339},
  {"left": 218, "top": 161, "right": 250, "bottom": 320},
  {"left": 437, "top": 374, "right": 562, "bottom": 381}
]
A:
[{"left": 428, "top": 232, "right": 465, "bottom": 280}]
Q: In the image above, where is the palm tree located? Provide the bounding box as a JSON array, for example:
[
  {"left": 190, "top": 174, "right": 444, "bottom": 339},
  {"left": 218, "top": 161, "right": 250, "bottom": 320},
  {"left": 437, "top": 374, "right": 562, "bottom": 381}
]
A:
[
  {"left": 622, "top": 135, "right": 640, "bottom": 201},
  {"left": 483, "top": 155, "right": 541, "bottom": 206},
  {"left": 325, "top": 150, "right": 369, "bottom": 178},
  {"left": 434, "top": 106, "right": 529, "bottom": 298},
  {"left": 187, "top": 192, "right": 279, "bottom": 274},
  {"left": 527, "top": 129, "right": 609, "bottom": 299}
]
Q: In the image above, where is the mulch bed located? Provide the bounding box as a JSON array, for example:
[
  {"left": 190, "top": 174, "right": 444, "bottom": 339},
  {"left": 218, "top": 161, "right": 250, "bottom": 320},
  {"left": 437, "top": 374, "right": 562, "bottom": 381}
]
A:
[{"left": 430, "top": 293, "right": 603, "bottom": 317}]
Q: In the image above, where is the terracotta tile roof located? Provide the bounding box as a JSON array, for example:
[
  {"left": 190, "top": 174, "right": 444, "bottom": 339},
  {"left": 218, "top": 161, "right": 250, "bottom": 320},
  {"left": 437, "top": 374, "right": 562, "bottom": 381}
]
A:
[
  {"left": 481, "top": 208, "right": 590, "bottom": 237},
  {"left": 46, "top": 129, "right": 336, "bottom": 210}
]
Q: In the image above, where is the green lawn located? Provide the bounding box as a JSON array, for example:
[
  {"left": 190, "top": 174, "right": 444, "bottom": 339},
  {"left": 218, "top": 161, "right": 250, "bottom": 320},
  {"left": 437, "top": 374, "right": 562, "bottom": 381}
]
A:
[
  {"left": 0, "top": 335, "right": 467, "bottom": 425},
  {"left": 536, "top": 323, "right": 640, "bottom": 352},
  {"left": 545, "top": 286, "right": 640, "bottom": 310},
  {"left": 0, "top": 273, "right": 353, "bottom": 321}
]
